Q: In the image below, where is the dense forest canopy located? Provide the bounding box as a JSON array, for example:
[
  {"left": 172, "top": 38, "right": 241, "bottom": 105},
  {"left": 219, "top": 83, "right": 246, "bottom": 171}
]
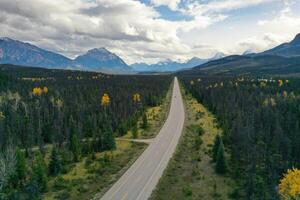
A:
[
  {"left": 181, "top": 75, "right": 300, "bottom": 199},
  {"left": 0, "top": 65, "right": 172, "bottom": 199},
  {"left": 0, "top": 65, "right": 172, "bottom": 150}
]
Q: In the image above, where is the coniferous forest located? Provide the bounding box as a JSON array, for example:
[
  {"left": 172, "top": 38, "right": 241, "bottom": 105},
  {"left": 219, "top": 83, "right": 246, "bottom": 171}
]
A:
[
  {"left": 0, "top": 65, "right": 171, "bottom": 199},
  {"left": 181, "top": 75, "right": 300, "bottom": 199}
]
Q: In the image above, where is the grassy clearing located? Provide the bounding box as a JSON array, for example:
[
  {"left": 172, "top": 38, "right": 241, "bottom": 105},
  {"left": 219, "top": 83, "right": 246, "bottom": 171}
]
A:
[
  {"left": 43, "top": 141, "right": 145, "bottom": 200},
  {"left": 150, "top": 85, "right": 235, "bottom": 200}
]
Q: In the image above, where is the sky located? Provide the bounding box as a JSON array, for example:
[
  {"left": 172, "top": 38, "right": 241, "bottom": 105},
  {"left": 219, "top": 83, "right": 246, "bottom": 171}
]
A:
[{"left": 1, "top": 0, "right": 300, "bottom": 64}]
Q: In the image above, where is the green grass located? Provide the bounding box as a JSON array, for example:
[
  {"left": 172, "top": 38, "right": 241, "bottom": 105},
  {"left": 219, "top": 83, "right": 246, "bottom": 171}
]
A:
[
  {"left": 150, "top": 85, "right": 235, "bottom": 200},
  {"left": 43, "top": 141, "right": 146, "bottom": 200}
]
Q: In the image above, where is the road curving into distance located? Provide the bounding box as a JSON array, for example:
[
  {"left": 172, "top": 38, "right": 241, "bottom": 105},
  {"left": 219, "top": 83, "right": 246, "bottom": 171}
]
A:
[{"left": 97, "top": 77, "right": 185, "bottom": 200}]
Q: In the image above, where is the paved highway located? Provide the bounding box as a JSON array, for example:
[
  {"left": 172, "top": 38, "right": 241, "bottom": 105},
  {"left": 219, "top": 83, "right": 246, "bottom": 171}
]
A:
[{"left": 97, "top": 77, "right": 185, "bottom": 200}]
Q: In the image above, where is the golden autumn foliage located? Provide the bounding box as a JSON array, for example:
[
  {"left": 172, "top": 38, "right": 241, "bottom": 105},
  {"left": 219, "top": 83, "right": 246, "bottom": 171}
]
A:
[
  {"left": 190, "top": 80, "right": 195, "bottom": 85},
  {"left": 278, "top": 79, "right": 283, "bottom": 87},
  {"left": 260, "top": 82, "right": 267, "bottom": 88},
  {"left": 283, "top": 91, "right": 288, "bottom": 98},
  {"left": 32, "top": 87, "right": 43, "bottom": 96},
  {"left": 263, "top": 98, "right": 276, "bottom": 107},
  {"left": 0, "top": 111, "right": 5, "bottom": 120},
  {"left": 101, "top": 93, "right": 110, "bottom": 106},
  {"left": 279, "top": 168, "right": 300, "bottom": 200},
  {"left": 43, "top": 87, "right": 49, "bottom": 94},
  {"left": 133, "top": 93, "right": 141, "bottom": 103},
  {"left": 286, "top": 80, "right": 289, "bottom": 84}
]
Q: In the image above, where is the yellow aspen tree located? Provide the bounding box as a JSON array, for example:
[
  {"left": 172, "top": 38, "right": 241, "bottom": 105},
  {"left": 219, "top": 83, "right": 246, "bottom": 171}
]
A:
[
  {"left": 133, "top": 93, "right": 141, "bottom": 103},
  {"left": 43, "top": 86, "right": 49, "bottom": 94},
  {"left": 278, "top": 79, "right": 283, "bottom": 87},
  {"left": 0, "top": 111, "right": 5, "bottom": 120},
  {"left": 101, "top": 93, "right": 110, "bottom": 106},
  {"left": 279, "top": 168, "right": 300, "bottom": 200},
  {"left": 33, "top": 87, "right": 43, "bottom": 96}
]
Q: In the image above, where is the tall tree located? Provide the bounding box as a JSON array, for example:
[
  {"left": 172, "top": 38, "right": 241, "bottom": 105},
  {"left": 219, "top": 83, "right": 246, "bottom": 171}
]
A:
[
  {"left": 215, "top": 139, "right": 227, "bottom": 174},
  {"left": 212, "top": 135, "right": 221, "bottom": 162},
  {"left": 48, "top": 147, "right": 61, "bottom": 176}
]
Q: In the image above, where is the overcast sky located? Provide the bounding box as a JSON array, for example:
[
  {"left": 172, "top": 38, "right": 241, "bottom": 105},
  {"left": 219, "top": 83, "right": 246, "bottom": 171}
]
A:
[{"left": 1, "top": 0, "right": 300, "bottom": 64}]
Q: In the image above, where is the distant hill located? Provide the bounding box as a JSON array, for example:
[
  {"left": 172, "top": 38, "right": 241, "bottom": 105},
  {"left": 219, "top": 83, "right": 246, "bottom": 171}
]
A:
[
  {"left": 180, "top": 33, "right": 300, "bottom": 76},
  {"left": 131, "top": 53, "right": 226, "bottom": 72},
  {"left": 0, "top": 37, "right": 132, "bottom": 73}
]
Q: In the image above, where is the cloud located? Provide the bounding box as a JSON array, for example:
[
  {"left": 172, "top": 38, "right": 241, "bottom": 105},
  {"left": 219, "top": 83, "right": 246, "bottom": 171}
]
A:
[
  {"left": 0, "top": 0, "right": 296, "bottom": 64},
  {"left": 235, "top": 33, "right": 285, "bottom": 54},
  {"left": 151, "top": 0, "right": 181, "bottom": 10}
]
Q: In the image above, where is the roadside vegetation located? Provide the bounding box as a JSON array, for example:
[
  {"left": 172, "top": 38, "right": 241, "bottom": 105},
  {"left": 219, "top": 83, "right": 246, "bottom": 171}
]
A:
[
  {"left": 151, "top": 83, "right": 235, "bottom": 200},
  {"left": 182, "top": 76, "right": 300, "bottom": 199},
  {"left": 0, "top": 66, "right": 172, "bottom": 200}
]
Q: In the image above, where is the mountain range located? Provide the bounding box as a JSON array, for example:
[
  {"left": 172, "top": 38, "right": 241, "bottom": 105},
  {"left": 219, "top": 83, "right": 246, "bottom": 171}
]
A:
[
  {"left": 0, "top": 37, "right": 130, "bottom": 73},
  {"left": 2, "top": 33, "right": 300, "bottom": 75},
  {"left": 131, "top": 52, "right": 226, "bottom": 72},
  {"left": 181, "top": 33, "right": 300, "bottom": 76}
]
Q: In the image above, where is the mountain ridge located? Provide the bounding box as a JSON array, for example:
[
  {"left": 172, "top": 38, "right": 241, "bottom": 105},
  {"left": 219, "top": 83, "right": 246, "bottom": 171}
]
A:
[{"left": 0, "top": 37, "right": 131, "bottom": 73}]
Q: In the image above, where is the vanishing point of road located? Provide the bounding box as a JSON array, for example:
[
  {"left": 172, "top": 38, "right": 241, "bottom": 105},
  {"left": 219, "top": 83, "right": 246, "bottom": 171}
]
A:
[{"left": 98, "top": 77, "right": 185, "bottom": 200}]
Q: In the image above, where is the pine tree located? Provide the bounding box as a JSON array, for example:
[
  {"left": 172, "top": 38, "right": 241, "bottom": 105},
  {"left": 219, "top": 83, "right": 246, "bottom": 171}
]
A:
[
  {"left": 48, "top": 147, "right": 61, "bottom": 176},
  {"left": 141, "top": 113, "right": 148, "bottom": 129},
  {"left": 70, "top": 133, "right": 81, "bottom": 162},
  {"left": 215, "top": 140, "right": 227, "bottom": 174},
  {"left": 212, "top": 135, "right": 221, "bottom": 162},
  {"left": 32, "top": 152, "right": 48, "bottom": 192},
  {"left": 102, "top": 125, "right": 116, "bottom": 151},
  {"left": 132, "top": 123, "right": 138, "bottom": 139},
  {"left": 15, "top": 148, "right": 27, "bottom": 184}
]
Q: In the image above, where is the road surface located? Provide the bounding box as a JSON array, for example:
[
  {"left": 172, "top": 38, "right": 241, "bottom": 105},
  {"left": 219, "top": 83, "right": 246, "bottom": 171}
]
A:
[{"left": 97, "top": 77, "right": 185, "bottom": 200}]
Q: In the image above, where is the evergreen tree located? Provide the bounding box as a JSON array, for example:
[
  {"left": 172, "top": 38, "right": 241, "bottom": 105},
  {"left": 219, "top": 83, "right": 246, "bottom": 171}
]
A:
[
  {"left": 132, "top": 123, "right": 138, "bottom": 139},
  {"left": 15, "top": 148, "right": 27, "bottom": 184},
  {"left": 32, "top": 152, "right": 48, "bottom": 192},
  {"left": 212, "top": 135, "right": 221, "bottom": 162},
  {"left": 70, "top": 133, "right": 81, "bottom": 162},
  {"left": 141, "top": 113, "right": 148, "bottom": 129},
  {"left": 102, "top": 125, "right": 116, "bottom": 151},
  {"left": 215, "top": 139, "right": 227, "bottom": 174},
  {"left": 48, "top": 147, "right": 61, "bottom": 176}
]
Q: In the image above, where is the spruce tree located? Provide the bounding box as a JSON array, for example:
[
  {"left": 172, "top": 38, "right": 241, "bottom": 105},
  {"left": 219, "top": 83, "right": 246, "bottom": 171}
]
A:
[
  {"left": 215, "top": 140, "right": 227, "bottom": 174},
  {"left": 48, "top": 147, "right": 61, "bottom": 176},
  {"left": 15, "top": 148, "right": 27, "bottom": 183},
  {"left": 141, "top": 113, "right": 148, "bottom": 129},
  {"left": 212, "top": 135, "right": 221, "bottom": 162},
  {"left": 70, "top": 133, "right": 80, "bottom": 162},
  {"left": 132, "top": 123, "right": 138, "bottom": 139},
  {"left": 32, "top": 152, "right": 48, "bottom": 192},
  {"left": 102, "top": 125, "right": 116, "bottom": 151}
]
